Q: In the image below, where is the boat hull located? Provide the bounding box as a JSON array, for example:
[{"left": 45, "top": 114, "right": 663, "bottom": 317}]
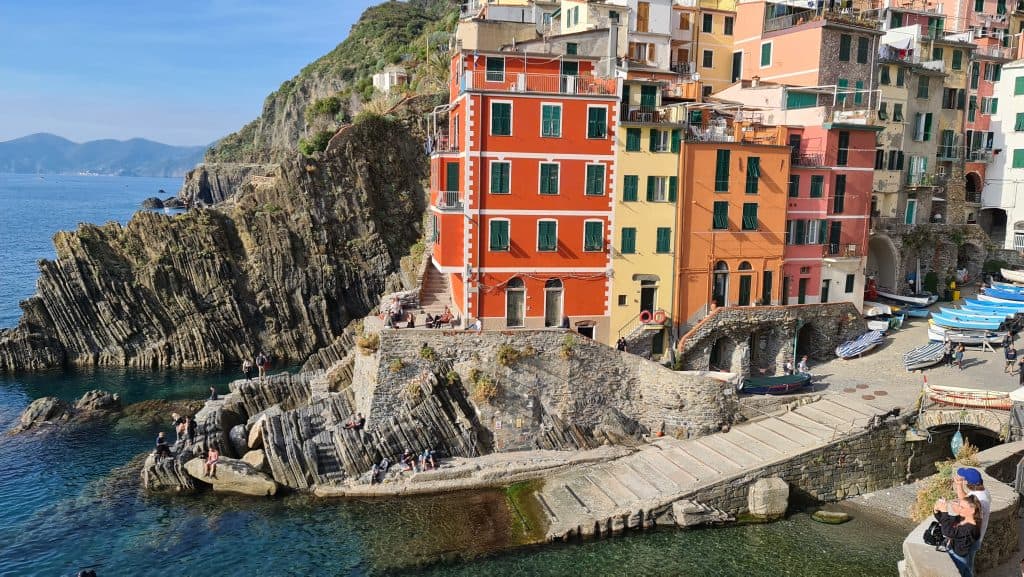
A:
[
  {"left": 906, "top": 307, "right": 931, "bottom": 318},
  {"left": 740, "top": 373, "right": 812, "bottom": 395},
  {"left": 927, "top": 326, "right": 1006, "bottom": 344},
  {"left": 903, "top": 342, "right": 946, "bottom": 371},
  {"left": 984, "top": 288, "right": 1024, "bottom": 302},
  {"left": 1001, "top": 268, "right": 1024, "bottom": 284},
  {"left": 930, "top": 314, "right": 1002, "bottom": 330},
  {"left": 926, "top": 385, "right": 1012, "bottom": 410},
  {"left": 877, "top": 290, "right": 938, "bottom": 307},
  {"left": 863, "top": 301, "right": 893, "bottom": 316},
  {"left": 835, "top": 330, "right": 885, "bottom": 359},
  {"left": 938, "top": 307, "right": 1007, "bottom": 322}
]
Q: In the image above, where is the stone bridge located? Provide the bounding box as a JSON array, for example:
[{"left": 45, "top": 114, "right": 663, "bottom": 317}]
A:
[{"left": 916, "top": 407, "right": 1011, "bottom": 439}]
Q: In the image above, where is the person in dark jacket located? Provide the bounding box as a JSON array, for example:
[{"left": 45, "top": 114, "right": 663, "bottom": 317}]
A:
[{"left": 933, "top": 494, "right": 982, "bottom": 577}]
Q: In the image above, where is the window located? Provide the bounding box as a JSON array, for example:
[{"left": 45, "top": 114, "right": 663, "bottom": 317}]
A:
[
  {"left": 890, "top": 12, "right": 902, "bottom": 27},
  {"left": 620, "top": 227, "right": 637, "bottom": 254},
  {"left": 981, "top": 97, "right": 999, "bottom": 115},
  {"left": 585, "top": 164, "right": 605, "bottom": 195},
  {"left": 623, "top": 175, "right": 639, "bottom": 201},
  {"left": 880, "top": 65, "right": 891, "bottom": 85},
  {"left": 649, "top": 129, "right": 670, "bottom": 152},
  {"left": 713, "top": 201, "right": 729, "bottom": 229},
  {"left": 857, "top": 37, "right": 869, "bottom": 64},
  {"left": 671, "top": 129, "right": 681, "bottom": 153},
  {"left": 896, "top": 67, "right": 906, "bottom": 87},
  {"left": 762, "top": 270, "right": 773, "bottom": 304},
  {"left": 489, "top": 219, "right": 510, "bottom": 251},
  {"left": 715, "top": 149, "right": 730, "bottom": 192},
  {"left": 878, "top": 101, "right": 888, "bottom": 120},
  {"left": 875, "top": 148, "right": 885, "bottom": 170},
  {"left": 1015, "top": 113, "right": 1024, "bottom": 132},
  {"left": 724, "top": 16, "right": 734, "bottom": 35},
  {"left": 888, "top": 150, "right": 898, "bottom": 170},
  {"left": 917, "top": 76, "right": 929, "bottom": 99},
  {"left": 837, "top": 131, "right": 849, "bottom": 166},
  {"left": 647, "top": 176, "right": 668, "bottom": 201},
  {"left": 942, "top": 88, "right": 956, "bottom": 110},
  {"left": 839, "top": 34, "right": 851, "bottom": 61},
  {"left": 583, "top": 221, "right": 604, "bottom": 252},
  {"left": 742, "top": 203, "right": 759, "bottom": 230},
  {"left": 998, "top": 0, "right": 1007, "bottom": 13},
  {"left": 626, "top": 128, "right": 641, "bottom": 151},
  {"left": 952, "top": 50, "right": 963, "bottom": 70},
  {"left": 969, "top": 95, "right": 977, "bottom": 122},
  {"left": 1016, "top": 77, "right": 1024, "bottom": 95},
  {"left": 833, "top": 174, "right": 846, "bottom": 213},
  {"left": 746, "top": 157, "right": 761, "bottom": 194},
  {"left": 431, "top": 214, "right": 439, "bottom": 243},
  {"left": 656, "top": 227, "right": 671, "bottom": 253},
  {"left": 786, "top": 91, "right": 817, "bottom": 109},
  {"left": 541, "top": 104, "right": 561, "bottom": 137},
  {"left": 539, "top": 163, "right": 559, "bottom": 194},
  {"left": 491, "top": 102, "right": 511, "bottom": 135},
  {"left": 760, "top": 42, "right": 772, "bottom": 67},
  {"left": 702, "top": 13, "right": 713, "bottom": 33},
  {"left": 445, "top": 161, "right": 459, "bottom": 192},
  {"left": 490, "top": 161, "right": 510, "bottom": 194},
  {"left": 854, "top": 80, "right": 864, "bottom": 105},
  {"left": 970, "top": 63, "right": 980, "bottom": 89},
  {"left": 985, "top": 63, "right": 1002, "bottom": 82},
  {"left": 505, "top": 277, "right": 525, "bottom": 327},
  {"left": 845, "top": 274, "right": 855, "bottom": 293},
  {"left": 618, "top": 294, "right": 627, "bottom": 306},
  {"left": 957, "top": 89, "right": 966, "bottom": 110},
  {"left": 893, "top": 103, "right": 904, "bottom": 122},
  {"left": 789, "top": 174, "right": 800, "bottom": 197},
  {"left": 587, "top": 107, "right": 607, "bottom": 138},
  {"left": 810, "top": 175, "right": 824, "bottom": 198},
  {"left": 837, "top": 78, "right": 848, "bottom": 104},
  {"left": 538, "top": 220, "right": 557, "bottom": 252},
  {"left": 932, "top": 47, "right": 944, "bottom": 61},
  {"left": 702, "top": 50, "right": 713, "bottom": 68},
  {"left": 485, "top": 57, "right": 505, "bottom": 82},
  {"left": 566, "top": 43, "right": 578, "bottom": 55},
  {"left": 679, "top": 12, "right": 690, "bottom": 29},
  {"left": 975, "top": 0, "right": 984, "bottom": 9}
]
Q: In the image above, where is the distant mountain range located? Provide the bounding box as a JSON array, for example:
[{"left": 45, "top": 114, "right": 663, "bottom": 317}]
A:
[{"left": 0, "top": 133, "right": 207, "bottom": 177}]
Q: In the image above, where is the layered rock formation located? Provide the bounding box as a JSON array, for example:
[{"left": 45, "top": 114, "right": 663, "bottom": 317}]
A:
[
  {"left": 178, "top": 163, "right": 277, "bottom": 206},
  {"left": 0, "top": 116, "right": 425, "bottom": 371},
  {"left": 10, "top": 389, "right": 122, "bottom": 433}
]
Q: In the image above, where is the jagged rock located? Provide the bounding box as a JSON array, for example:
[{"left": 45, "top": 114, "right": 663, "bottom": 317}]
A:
[
  {"left": 593, "top": 407, "right": 646, "bottom": 446},
  {"left": 229, "top": 424, "right": 249, "bottom": 456},
  {"left": 748, "top": 478, "right": 790, "bottom": 520},
  {"left": 247, "top": 417, "right": 265, "bottom": 450},
  {"left": 242, "top": 450, "right": 269, "bottom": 473},
  {"left": 12, "top": 396, "right": 73, "bottom": 432},
  {"left": 74, "top": 389, "right": 121, "bottom": 412},
  {"left": 141, "top": 197, "right": 164, "bottom": 209},
  {"left": 672, "top": 500, "right": 734, "bottom": 527},
  {"left": 141, "top": 453, "right": 196, "bottom": 492},
  {"left": 184, "top": 457, "right": 278, "bottom": 496},
  {"left": 194, "top": 398, "right": 246, "bottom": 458},
  {"left": 178, "top": 163, "right": 277, "bottom": 205},
  {"left": 162, "top": 197, "right": 184, "bottom": 209}
]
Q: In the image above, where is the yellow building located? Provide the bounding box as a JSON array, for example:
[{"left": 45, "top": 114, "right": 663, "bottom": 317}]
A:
[
  {"left": 694, "top": 0, "right": 738, "bottom": 96},
  {"left": 610, "top": 79, "right": 683, "bottom": 356}
]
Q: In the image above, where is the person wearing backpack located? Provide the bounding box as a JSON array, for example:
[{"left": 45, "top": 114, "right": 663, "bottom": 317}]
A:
[
  {"left": 933, "top": 494, "right": 982, "bottom": 577},
  {"left": 954, "top": 467, "right": 991, "bottom": 573}
]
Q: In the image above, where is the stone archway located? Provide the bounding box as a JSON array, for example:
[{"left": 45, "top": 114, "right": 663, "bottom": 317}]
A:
[
  {"left": 957, "top": 241, "right": 985, "bottom": 285},
  {"left": 917, "top": 409, "right": 1009, "bottom": 445},
  {"left": 709, "top": 336, "right": 737, "bottom": 372},
  {"left": 965, "top": 172, "right": 982, "bottom": 203},
  {"left": 795, "top": 323, "right": 820, "bottom": 359},
  {"left": 977, "top": 208, "right": 1007, "bottom": 247},
  {"left": 867, "top": 235, "right": 899, "bottom": 289}
]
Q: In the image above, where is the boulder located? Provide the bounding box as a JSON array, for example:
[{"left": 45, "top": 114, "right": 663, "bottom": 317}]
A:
[
  {"left": 140, "top": 197, "right": 164, "bottom": 209},
  {"left": 812, "top": 510, "right": 851, "bottom": 524},
  {"left": 747, "top": 478, "right": 789, "bottom": 520},
  {"left": 162, "top": 196, "right": 185, "bottom": 209},
  {"left": 242, "top": 450, "right": 268, "bottom": 473},
  {"left": 593, "top": 407, "right": 646, "bottom": 446},
  {"left": 229, "top": 424, "right": 249, "bottom": 456},
  {"left": 247, "top": 418, "right": 265, "bottom": 450},
  {"left": 141, "top": 453, "right": 196, "bottom": 492},
  {"left": 12, "top": 396, "right": 74, "bottom": 433},
  {"left": 184, "top": 457, "right": 278, "bottom": 496},
  {"left": 74, "top": 389, "right": 122, "bottom": 412},
  {"left": 672, "top": 499, "right": 734, "bottom": 527}
]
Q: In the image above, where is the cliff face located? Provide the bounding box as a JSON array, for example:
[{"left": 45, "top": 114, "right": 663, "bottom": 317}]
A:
[
  {"left": 0, "top": 116, "right": 425, "bottom": 371},
  {"left": 179, "top": 163, "right": 278, "bottom": 206}
]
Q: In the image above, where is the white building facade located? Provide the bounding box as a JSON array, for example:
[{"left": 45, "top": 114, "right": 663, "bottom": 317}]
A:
[{"left": 983, "top": 59, "right": 1024, "bottom": 250}]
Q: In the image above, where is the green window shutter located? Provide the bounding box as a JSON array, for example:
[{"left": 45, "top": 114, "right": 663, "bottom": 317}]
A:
[
  {"left": 538, "top": 221, "right": 557, "bottom": 251},
  {"left": 490, "top": 220, "right": 509, "bottom": 251},
  {"left": 917, "top": 76, "right": 928, "bottom": 99},
  {"left": 587, "top": 107, "right": 607, "bottom": 138},
  {"left": 668, "top": 176, "right": 678, "bottom": 202},
  {"left": 656, "top": 228, "right": 671, "bottom": 253},
  {"left": 854, "top": 80, "right": 864, "bottom": 105},
  {"left": 810, "top": 175, "right": 824, "bottom": 198},
  {"left": 486, "top": 57, "right": 505, "bottom": 81},
  {"left": 971, "top": 63, "right": 979, "bottom": 89},
  {"left": 880, "top": 66, "right": 891, "bottom": 85},
  {"left": 923, "top": 113, "right": 933, "bottom": 141},
  {"left": 992, "top": 98, "right": 999, "bottom": 114},
  {"left": 975, "top": 0, "right": 984, "bottom": 9},
  {"left": 837, "top": 78, "right": 848, "bottom": 104},
  {"left": 492, "top": 102, "right": 511, "bottom": 135},
  {"left": 786, "top": 91, "right": 818, "bottom": 109},
  {"left": 446, "top": 162, "right": 459, "bottom": 192},
  {"left": 794, "top": 220, "right": 806, "bottom": 245},
  {"left": 999, "top": 0, "right": 1007, "bottom": 14},
  {"left": 623, "top": 175, "right": 639, "bottom": 201},
  {"left": 640, "top": 85, "right": 658, "bottom": 107},
  {"left": 890, "top": 12, "right": 902, "bottom": 27},
  {"left": 789, "top": 174, "right": 800, "bottom": 197},
  {"left": 952, "top": 50, "right": 962, "bottom": 70},
  {"left": 713, "top": 201, "right": 729, "bottom": 229},
  {"left": 626, "top": 128, "right": 641, "bottom": 151},
  {"left": 742, "top": 203, "right": 758, "bottom": 230},
  {"left": 857, "top": 37, "right": 868, "bottom": 64},
  {"left": 1016, "top": 77, "right": 1024, "bottom": 95},
  {"left": 1015, "top": 113, "right": 1024, "bottom": 132},
  {"left": 646, "top": 175, "right": 656, "bottom": 201},
  {"left": 818, "top": 219, "right": 828, "bottom": 244},
  {"left": 745, "top": 157, "right": 760, "bottom": 194},
  {"left": 541, "top": 105, "right": 561, "bottom": 137},
  {"left": 715, "top": 149, "right": 730, "bottom": 192},
  {"left": 932, "top": 47, "right": 943, "bottom": 61},
  {"left": 839, "top": 35, "right": 851, "bottom": 61},
  {"left": 671, "top": 129, "right": 681, "bottom": 153},
  {"left": 566, "top": 43, "right": 578, "bottom": 55},
  {"left": 760, "top": 42, "right": 771, "bottom": 66},
  {"left": 490, "top": 162, "right": 509, "bottom": 194},
  {"left": 896, "top": 67, "right": 906, "bottom": 87},
  {"left": 878, "top": 100, "right": 888, "bottom": 120},
  {"left": 540, "top": 163, "right": 559, "bottom": 194},
  {"left": 621, "top": 227, "right": 637, "bottom": 254},
  {"left": 649, "top": 129, "right": 658, "bottom": 152},
  {"left": 585, "top": 165, "right": 605, "bottom": 195},
  {"left": 969, "top": 96, "right": 977, "bottom": 122},
  {"left": 837, "top": 131, "right": 849, "bottom": 165},
  {"left": 1014, "top": 149, "right": 1024, "bottom": 168},
  {"left": 584, "top": 221, "right": 603, "bottom": 251},
  {"left": 834, "top": 175, "right": 846, "bottom": 214}
]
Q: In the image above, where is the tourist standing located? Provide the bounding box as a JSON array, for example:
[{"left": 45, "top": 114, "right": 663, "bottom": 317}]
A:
[
  {"left": 616, "top": 337, "right": 627, "bottom": 352},
  {"left": 783, "top": 358, "right": 794, "bottom": 375},
  {"left": 954, "top": 467, "right": 991, "bottom": 573},
  {"left": 209, "top": 386, "right": 218, "bottom": 401},
  {"left": 954, "top": 344, "right": 965, "bottom": 371},
  {"left": 797, "top": 355, "right": 810, "bottom": 375},
  {"left": 1006, "top": 347, "right": 1018, "bottom": 374},
  {"left": 944, "top": 339, "right": 955, "bottom": 366},
  {"left": 242, "top": 358, "right": 254, "bottom": 381},
  {"left": 186, "top": 415, "right": 197, "bottom": 445},
  {"left": 155, "top": 432, "right": 172, "bottom": 459},
  {"left": 256, "top": 351, "right": 269, "bottom": 380},
  {"left": 1018, "top": 355, "right": 1024, "bottom": 386}
]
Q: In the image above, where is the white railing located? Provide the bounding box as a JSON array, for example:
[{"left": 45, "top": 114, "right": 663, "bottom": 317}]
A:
[{"left": 460, "top": 72, "right": 617, "bottom": 96}]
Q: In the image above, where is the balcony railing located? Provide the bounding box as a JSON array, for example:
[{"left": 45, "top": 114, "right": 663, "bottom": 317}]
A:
[
  {"left": 792, "top": 153, "right": 825, "bottom": 167},
  {"left": 906, "top": 172, "right": 941, "bottom": 187},
  {"left": 936, "top": 145, "right": 961, "bottom": 161},
  {"left": 764, "top": 7, "right": 880, "bottom": 33},
  {"left": 823, "top": 243, "right": 862, "bottom": 258},
  {"left": 459, "top": 72, "right": 617, "bottom": 96},
  {"left": 967, "top": 149, "right": 994, "bottom": 163},
  {"left": 1015, "top": 232, "right": 1024, "bottom": 251},
  {"left": 428, "top": 133, "right": 459, "bottom": 154},
  {"left": 670, "top": 62, "right": 694, "bottom": 75},
  {"left": 974, "top": 45, "right": 1013, "bottom": 61},
  {"left": 436, "top": 190, "right": 462, "bottom": 211},
  {"left": 685, "top": 122, "right": 736, "bottom": 143}
]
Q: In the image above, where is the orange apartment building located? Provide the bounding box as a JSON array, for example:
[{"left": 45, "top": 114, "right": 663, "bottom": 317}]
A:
[{"left": 429, "top": 50, "right": 618, "bottom": 339}]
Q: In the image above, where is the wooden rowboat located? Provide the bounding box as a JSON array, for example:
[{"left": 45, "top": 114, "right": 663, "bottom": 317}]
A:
[
  {"left": 740, "top": 372, "right": 812, "bottom": 395},
  {"left": 926, "top": 384, "right": 1012, "bottom": 410}
]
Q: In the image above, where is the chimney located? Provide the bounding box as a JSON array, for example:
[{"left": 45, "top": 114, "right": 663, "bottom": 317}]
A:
[
  {"left": 751, "top": 76, "right": 761, "bottom": 88},
  {"left": 606, "top": 20, "right": 619, "bottom": 77}
]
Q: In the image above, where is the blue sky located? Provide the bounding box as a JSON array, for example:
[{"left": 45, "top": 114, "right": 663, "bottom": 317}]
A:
[{"left": 0, "top": 0, "right": 376, "bottom": 146}]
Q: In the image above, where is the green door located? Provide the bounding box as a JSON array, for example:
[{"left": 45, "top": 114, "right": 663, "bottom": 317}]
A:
[
  {"left": 445, "top": 162, "right": 459, "bottom": 192},
  {"left": 738, "top": 275, "right": 752, "bottom": 306},
  {"left": 640, "top": 85, "right": 657, "bottom": 108}
]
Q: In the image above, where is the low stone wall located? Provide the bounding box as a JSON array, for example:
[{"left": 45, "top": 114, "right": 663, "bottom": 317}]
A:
[{"left": 899, "top": 442, "right": 1023, "bottom": 577}]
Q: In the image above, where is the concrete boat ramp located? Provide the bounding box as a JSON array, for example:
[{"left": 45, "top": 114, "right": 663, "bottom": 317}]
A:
[{"left": 534, "top": 395, "right": 890, "bottom": 540}]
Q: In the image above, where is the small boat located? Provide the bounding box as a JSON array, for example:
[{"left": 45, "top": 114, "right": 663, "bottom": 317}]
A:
[
  {"left": 978, "top": 293, "right": 1024, "bottom": 306},
  {"left": 1001, "top": 268, "right": 1024, "bottom": 284},
  {"left": 889, "top": 313, "right": 905, "bottom": 329},
  {"left": 964, "top": 298, "right": 1024, "bottom": 312},
  {"left": 740, "top": 372, "right": 812, "bottom": 395},
  {"left": 983, "top": 288, "right": 1024, "bottom": 302},
  {"left": 835, "top": 330, "right": 885, "bottom": 359},
  {"left": 927, "top": 326, "right": 1006, "bottom": 344},
  {"left": 960, "top": 304, "right": 1017, "bottom": 319},
  {"left": 938, "top": 307, "right": 1007, "bottom": 321},
  {"left": 903, "top": 342, "right": 946, "bottom": 371},
  {"left": 926, "top": 384, "right": 1013, "bottom": 410},
  {"left": 906, "top": 307, "right": 932, "bottom": 318},
  {"left": 866, "top": 319, "right": 890, "bottom": 332},
  {"left": 877, "top": 289, "right": 938, "bottom": 307},
  {"left": 930, "top": 314, "right": 1003, "bottom": 331},
  {"left": 863, "top": 301, "right": 892, "bottom": 317},
  {"left": 992, "top": 281, "right": 1024, "bottom": 293}
]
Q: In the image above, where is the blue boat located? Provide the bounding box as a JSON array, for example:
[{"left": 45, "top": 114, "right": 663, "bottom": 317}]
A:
[
  {"left": 906, "top": 307, "right": 932, "bottom": 318},
  {"left": 930, "top": 313, "right": 1003, "bottom": 330},
  {"left": 965, "top": 298, "right": 1024, "bottom": 312},
  {"left": 992, "top": 281, "right": 1024, "bottom": 293},
  {"left": 961, "top": 304, "right": 1019, "bottom": 318},
  {"left": 938, "top": 307, "right": 1007, "bottom": 321},
  {"left": 835, "top": 330, "right": 885, "bottom": 359},
  {"left": 983, "top": 288, "right": 1024, "bottom": 302}
]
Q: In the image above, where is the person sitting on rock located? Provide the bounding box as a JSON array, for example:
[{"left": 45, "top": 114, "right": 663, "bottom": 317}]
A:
[
  {"left": 438, "top": 307, "right": 454, "bottom": 327},
  {"left": 406, "top": 312, "right": 416, "bottom": 329},
  {"left": 204, "top": 444, "right": 220, "bottom": 478},
  {"left": 401, "top": 449, "right": 415, "bottom": 472},
  {"left": 424, "top": 313, "right": 435, "bottom": 329},
  {"left": 155, "top": 432, "right": 173, "bottom": 459},
  {"left": 370, "top": 463, "right": 380, "bottom": 485},
  {"left": 354, "top": 413, "right": 365, "bottom": 431},
  {"left": 343, "top": 414, "right": 359, "bottom": 430}
]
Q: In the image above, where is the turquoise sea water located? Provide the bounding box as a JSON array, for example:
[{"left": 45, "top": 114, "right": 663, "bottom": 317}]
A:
[{"left": 0, "top": 175, "right": 911, "bottom": 576}]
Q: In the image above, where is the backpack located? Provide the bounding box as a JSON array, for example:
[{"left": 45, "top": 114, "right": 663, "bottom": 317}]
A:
[{"left": 923, "top": 521, "right": 947, "bottom": 550}]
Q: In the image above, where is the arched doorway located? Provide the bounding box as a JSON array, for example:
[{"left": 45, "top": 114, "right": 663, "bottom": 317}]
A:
[
  {"left": 956, "top": 242, "right": 985, "bottom": 285},
  {"left": 712, "top": 261, "right": 729, "bottom": 307},
  {"left": 738, "top": 261, "right": 753, "bottom": 306},
  {"left": 965, "top": 172, "right": 982, "bottom": 204},
  {"left": 505, "top": 278, "right": 525, "bottom": 327},
  {"left": 543, "top": 279, "right": 563, "bottom": 327},
  {"left": 795, "top": 323, "right": 818, "bottom": 359},
  {"left": 867, "top": 235, "right": 898, "bottom": 289},
  {"left": 977, "top": 208, "right": 1007, "bottom": 246},
  {"left": 710, "top": 336, "right": 735, "bottom": 371}
]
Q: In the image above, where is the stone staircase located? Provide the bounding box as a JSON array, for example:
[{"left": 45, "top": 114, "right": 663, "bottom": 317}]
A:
[
  {"left": 534, "top": 396, "right": 888, "bottom": 540},
  {"left": 419, "top": 263, "right": 453, "bottom": 318}
]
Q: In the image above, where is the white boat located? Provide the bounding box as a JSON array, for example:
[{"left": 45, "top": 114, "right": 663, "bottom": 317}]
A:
[
  {"left": 863, "top": 301, "right": 892, "bottom": 317},
  {"left": 927, "top": 326, "right": 1006, "bottom": 345},
  {"left": 867, "top": 319, "right": 890, "bottom": 332},
  {"left": 1001, "top": 268, "right": 1024, "bottom": 284},
  {"left": 877, "top": 289, "right": 938, "bottom": 307},
  {"left": 979, "top": 293, "right": 1024, "bottom": 305}
]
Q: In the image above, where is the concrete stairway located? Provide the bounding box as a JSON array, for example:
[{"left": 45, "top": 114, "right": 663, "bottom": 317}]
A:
[
  {"left": 534, "top": 396, "right": 887, "bottom": 540},
  {"left": 419, "top": 263, "right": 452, "bottom": 318}
]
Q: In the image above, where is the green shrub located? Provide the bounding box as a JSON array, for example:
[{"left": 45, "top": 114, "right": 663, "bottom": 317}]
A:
[
  {"left": 356, "top": 333, "right": 379, "bottom": 354},
  {"left": 469, "top": 372, "right": 499, "bottom": 404},
  {"left": 560, "top": 334, "right": 576, "bottom": 359},
  {"left": 923, "top": 271, "right": 939, "bottom": 294},
  {"left": 305, "top": 96, "right": 343, "bottom": 123},
  {"left": 984, "top": 259, "right": 1009, "bottom": 274},
  {"left": 389, "top": 358, "right": 405, "bottom": 373},
  {"left": 910, "top": 441, "right": 980, "bottom": 522},
  {"left": 298, "top": 130, "right": 335, "bottom": 156},
  {"left": 496, "top": 344, "right": 536, "bottom": 367},
  {"left": 419, "top": 344, "right": 437, "bottom": 362}
]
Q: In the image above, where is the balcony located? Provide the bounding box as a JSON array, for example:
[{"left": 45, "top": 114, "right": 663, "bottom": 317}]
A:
[
  {"left": 936, "top": 145, "right": 962, "bottom": 162},
  {"left": 459, "top": 72, "right": 617, "bottom": 96},
  {"left": 974, "top": 45, "right": 1013, "bottom": 61},
  {"left": 621, "top": 105, "right": 687, "bottom": 125},
  {"left": 670, "top": 62, "right": 694, "bottom": 76},
  {"left": 764, "top": 7, "right": 880, "bottom": 34},
  {"left": 435, "top": 190, "right": 463, "bottom": 211},
  {"left": 792, "top": 153, "right": 825, "bottom": 167},
  {"left": 967, "top": 149, "right": 994, "bottom": 163},
  {"left": 823, "top": 243, "right": 862, "bottom": 258},
  {"left": 906, "top": 172, "right": 942, "bottom": 187},
  {"left": 685, "top": 121, "right": 737, "bottom": 143},
  {"left": 428, "top": 133, "right": 459, "bottom": 155}
]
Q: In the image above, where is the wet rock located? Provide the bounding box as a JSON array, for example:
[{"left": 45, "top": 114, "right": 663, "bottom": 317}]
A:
[
  {"left": 74, "top": 389, "right": 122, "bottom": 412},
  {"left": 12, "top": 397, "right": 74, "bottom": 433},
  {"left": 115, "top": 399, "right": 205, "bottom": 430},
  {"left": 184, "top": 457, "right": 278, "bottom": 496},
  {"left": 748, "top": 478, "right": 789, "bottom": 521},
  {"left": 140, "top": 197, "right": 164, "bottom": 209},
  {"left": 812, "top": 510, "right": 851, "bottom": 524},
  {"left": 162, "top": 197, "right": 184, "bottom": 209}
]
